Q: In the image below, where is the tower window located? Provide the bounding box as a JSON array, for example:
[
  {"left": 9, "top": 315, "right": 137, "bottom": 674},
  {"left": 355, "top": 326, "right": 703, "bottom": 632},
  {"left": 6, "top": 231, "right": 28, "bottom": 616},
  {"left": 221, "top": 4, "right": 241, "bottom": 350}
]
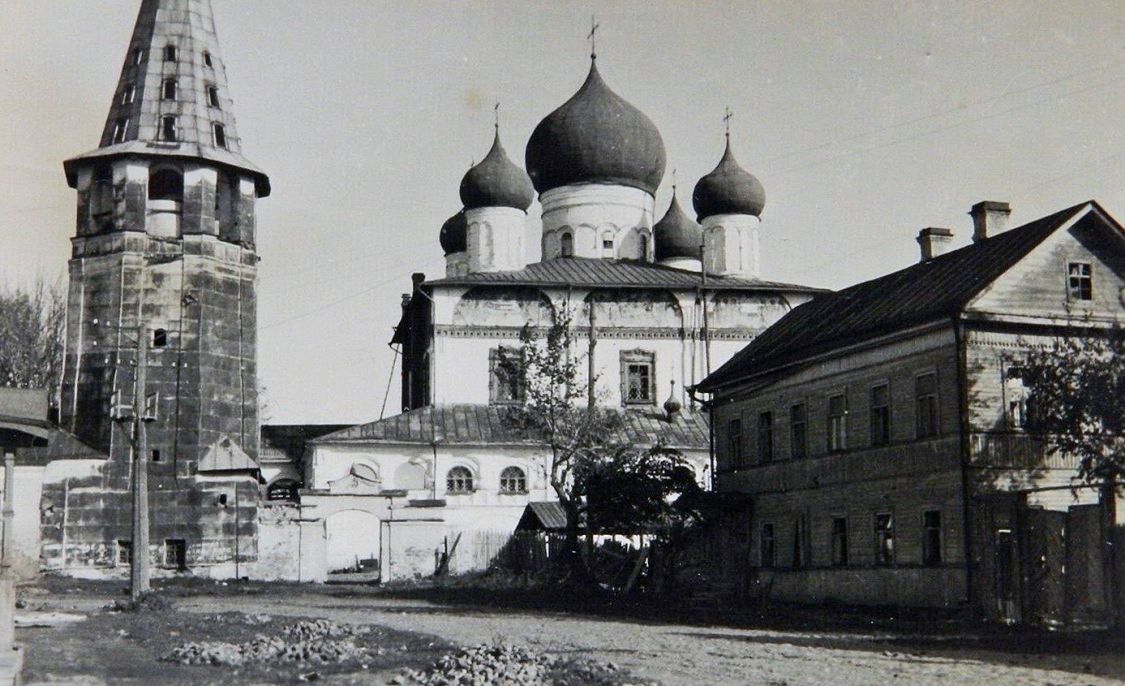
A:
[
  {"left": 602, "top": 238, "right": 614, "bottom": 249},
  {"left": 148, "top": 169, "right": 184, "bottom": 202},
  {"left": 212, "top": 123, "right": 227, "bottom": 149},
  {"left": 164, "top": 44, "right": 177, "bottom": 62},
  {"left": 560, "top": 231, "right": 574, "bottom": 257},
  {"left": 132, "top": 48, "right": 144, "bottom": 65},
  {"left": 202, "top": 51, "right": 213, "bottom": 68},
  {"left": 162, "top": 78, "right": 177, "bottom": 101},
  {"left": 207, "top": 86, "right": 221, "bottom": 109},
  {"left": 151, "top": 449, "right": 161, "bottom": 463},
  {"left": 1067, "top": 261, "right": 1092, "bottom": 301},
  {"left": 152, "top": 329, "right": 168, "bottom": 348},
  {"left": 638, "top": 233, "right": 648, "bottom": 260},
  {"left": 161, "top": 115, "right": 178, "bottom": 142},
  {"left": 112, "top": 118, "right": 129, "bottom": 144},
  {"left": 120, "top": 83, "right": 135, "bottom": 105}
]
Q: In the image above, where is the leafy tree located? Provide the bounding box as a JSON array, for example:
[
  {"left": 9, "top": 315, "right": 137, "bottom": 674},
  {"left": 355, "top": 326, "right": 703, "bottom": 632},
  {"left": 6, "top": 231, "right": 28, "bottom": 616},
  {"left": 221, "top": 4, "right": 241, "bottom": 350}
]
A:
[
  {"left": 1022, "top": 325, "right": 1124, "bottom": 491},
  {"left": 0, "top": 278, "right": 65, "bottom": 404},
  {"left": 584, "top": 444, "right": 700, "bottom": 534}
]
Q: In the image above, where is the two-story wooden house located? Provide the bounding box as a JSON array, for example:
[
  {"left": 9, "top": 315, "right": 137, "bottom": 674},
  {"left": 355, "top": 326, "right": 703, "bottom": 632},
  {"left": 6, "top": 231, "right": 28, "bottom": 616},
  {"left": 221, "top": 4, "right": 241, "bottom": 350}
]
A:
[{"left": 697, "top": 200, "right": 1124, "bottom": 624}]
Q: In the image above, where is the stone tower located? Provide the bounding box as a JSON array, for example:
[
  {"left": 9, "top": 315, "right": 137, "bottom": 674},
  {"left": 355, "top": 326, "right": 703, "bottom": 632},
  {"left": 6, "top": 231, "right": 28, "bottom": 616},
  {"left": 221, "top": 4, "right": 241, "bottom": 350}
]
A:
[{"left": 47, "top": 0, "right": 266, "bottom": 573}]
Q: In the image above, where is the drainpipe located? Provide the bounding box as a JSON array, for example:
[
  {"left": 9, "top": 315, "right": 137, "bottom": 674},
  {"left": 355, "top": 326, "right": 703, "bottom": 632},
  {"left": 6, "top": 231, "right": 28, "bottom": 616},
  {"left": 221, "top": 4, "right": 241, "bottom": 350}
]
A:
[{"left": 953, "top": 316, "right": 975, "bottom": 617}]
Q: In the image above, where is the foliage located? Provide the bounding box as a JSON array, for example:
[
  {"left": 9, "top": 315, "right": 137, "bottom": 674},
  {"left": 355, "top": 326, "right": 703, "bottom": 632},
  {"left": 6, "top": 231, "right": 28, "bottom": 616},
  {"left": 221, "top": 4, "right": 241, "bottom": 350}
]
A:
[
  {"left": 0, "top": 277, "right": 65, "bottom": 402},
  {"left": 583, "top": 444, "right": 700, "bottom": 534},
  {"left": 1022, "top": 325, "right": 1124, "bottom": 489}
]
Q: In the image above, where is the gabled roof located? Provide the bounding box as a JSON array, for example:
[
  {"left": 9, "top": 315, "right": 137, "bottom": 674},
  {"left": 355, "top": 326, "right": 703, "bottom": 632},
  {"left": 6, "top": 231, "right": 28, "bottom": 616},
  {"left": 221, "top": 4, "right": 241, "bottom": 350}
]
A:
[
  {"left": 699, "top": 201, "right": 1110, "bottom": 391},
  {"left": 198, "top": 435, "right": 257, "bottom": 472},
  {"left": 516, "top": 502, "right": 571, "bottom": 532},
  {"left": 312, "top": 403, "right": 710, "bottom": 450},
  {"left": 16, "top": 429, "right": 106, "bottom": 467},
  {"left": 423, "top": 257, "right": 821, "bottom": 293}
]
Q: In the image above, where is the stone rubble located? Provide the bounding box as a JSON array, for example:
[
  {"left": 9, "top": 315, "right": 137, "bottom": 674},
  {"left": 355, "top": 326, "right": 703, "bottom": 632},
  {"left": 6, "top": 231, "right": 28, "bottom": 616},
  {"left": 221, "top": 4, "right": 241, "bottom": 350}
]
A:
[
  {"left": 162, "top": 619, "right": 371, "bottom": 667},
  {"left": 395, "top": 643, "right": 657, "bottom": 686}
]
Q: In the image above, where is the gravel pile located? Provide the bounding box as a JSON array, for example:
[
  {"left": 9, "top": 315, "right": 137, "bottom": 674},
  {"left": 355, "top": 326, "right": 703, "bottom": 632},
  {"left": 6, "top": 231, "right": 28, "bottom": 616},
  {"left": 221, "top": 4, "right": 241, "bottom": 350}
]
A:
[
  {"left": 163, "top": 619, "right": 369, "bottom": 667},
  {"left": 395, "top": 643, "right": 553, "bottom": 686}
]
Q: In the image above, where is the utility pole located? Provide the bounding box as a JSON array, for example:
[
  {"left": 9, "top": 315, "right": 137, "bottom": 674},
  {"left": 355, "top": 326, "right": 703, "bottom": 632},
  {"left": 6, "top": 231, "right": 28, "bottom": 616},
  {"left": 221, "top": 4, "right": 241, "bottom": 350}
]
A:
[{"left": 130, "top": 324, "right": 151, "bottom": 600}]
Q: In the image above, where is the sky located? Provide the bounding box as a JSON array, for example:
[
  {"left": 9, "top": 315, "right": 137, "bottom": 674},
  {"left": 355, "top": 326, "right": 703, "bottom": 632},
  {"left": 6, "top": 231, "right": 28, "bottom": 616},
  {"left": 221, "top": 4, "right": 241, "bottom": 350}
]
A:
[{"left": 1, "top": 1, "right": 1123, "bottom": 425}]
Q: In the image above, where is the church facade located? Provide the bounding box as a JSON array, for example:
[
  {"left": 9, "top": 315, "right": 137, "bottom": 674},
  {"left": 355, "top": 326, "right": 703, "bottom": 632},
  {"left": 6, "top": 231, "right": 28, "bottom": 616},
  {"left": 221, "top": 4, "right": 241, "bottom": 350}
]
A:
[{"left": 296, "top": 56, "right": 821, "bottom": 581}]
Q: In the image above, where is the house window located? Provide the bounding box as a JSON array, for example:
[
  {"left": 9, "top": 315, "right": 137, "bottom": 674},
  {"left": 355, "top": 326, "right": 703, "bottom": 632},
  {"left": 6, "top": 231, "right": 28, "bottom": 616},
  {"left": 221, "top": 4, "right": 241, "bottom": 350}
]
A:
[
  {"left": 790, "top": 403, "right": 807, "bottom": 459},
  {"left": 162, "top": 78, "right": 177, "bottom": 101},
  {"left": 499, "top": 466, "right": 526, "bottom": 494},
  {"left": 874, "top": 513, "right": 894, "bottom": 566},
  {"left": 161, "top": 115, "right": 178, "bottom": 142},
  {"left": 164, "top": 44, "right": 177, "bottom": 62},
  {"left": 207, "top": 85, "right": 221, "bottom": 109},
  {"left": 163, "top": 539, "right": 186, "bottom": 569},
  {"left": 560, "top": 232, "right": 574, "bottom": 257},
  {"left": 1067, "top": 261, "right": 1092, "bottom": 301},
  {"left": 112, "top": 118, "right": 129, "bottom": 144},
  {"left": 446, "top": 466, "right": 474, "bottom": 494},
  {"left": 117, "top": 540, "right": 132, "bottom": 565},
  {"left": 870, "top": 383, "right": 890, "bottom": 447},
  {"left": 827, "top": 393, "right": 847, "bottom": 452},
  {"left": 120, "top": 83, "right": 135, "bottom": 105},
  {"left": 831, "top": 517, "right": 848, "bottom": 566},
  {"left": 793, "top": 515, "right": 809, "bottom": 568},
  {"left": 621, "top": 350, "right": 655, "bottom": 405},
  {"left": 132, "top": 47, "right": 144, "bottom": 65},
  {"left": 152, "top": 328, "right": 167, "bottom": 348},
  {"left": 1004, "top": 365, "right": 1029, "bottom": 429},
  {"left": 915, "top": 373, "right": 939, "bottom": 439},
  {"left": 728, "top": 418, "right": 743, "bottom": 469},
  {"left": 489, "top": 348, "right": 524, "bottom": 404},
  {"left": 760, "top": 523, "right": 775, "bottom": 567},
  {"left": 202, "top": 51, "right": 213, "bottom": 68},
  {"left": 757, "top": 411, "right": 773, "bottom": 464},
  {"left": 922, "top": 510, "right": 942, "bottom": 566},
  {"left": 212, "top": 123, "right": 227, "bottom": 149}
]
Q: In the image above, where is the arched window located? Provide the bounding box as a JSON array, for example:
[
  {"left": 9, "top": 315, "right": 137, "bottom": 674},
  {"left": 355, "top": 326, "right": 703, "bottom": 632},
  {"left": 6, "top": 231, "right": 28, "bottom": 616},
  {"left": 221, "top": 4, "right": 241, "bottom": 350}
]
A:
[
  {"left": 638, "top": 233, "right": 649, "bottom": 260},
  {"left": 351, "top": 462, "right": 380, "bottom": 483},
  {"left": 499, "top": 467, "right": 526, "bottom": 494},
  {"left": 148, "top": 169, "right": 183, "bottom": 202},
  {"left": 560, "top": 231, "right": 574, "bottom": 257},
  {"left": 446, "top": 466, "right": 474, "bottom": 494}
]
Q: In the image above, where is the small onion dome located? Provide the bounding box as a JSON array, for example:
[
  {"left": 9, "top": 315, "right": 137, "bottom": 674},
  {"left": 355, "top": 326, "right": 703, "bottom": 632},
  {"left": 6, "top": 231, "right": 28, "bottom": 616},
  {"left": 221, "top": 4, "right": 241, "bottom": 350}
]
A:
[
  {"left": 459, "top": 129, "right": 534, "bottom": 211},
  {"left": 692, "top": 138, "right": 766, "bottom": 221},
  {"left": 653, "top": 192, "right": 702, "bottom": 261},
  {"left": 525, "top": 60, "right": 666, "bottom": 196},
  {"left": 663, "top": 381, "right": 682, "bottom": 420},
  {"left": 439, "top": 210, "right": 467, "bottom": 255}
]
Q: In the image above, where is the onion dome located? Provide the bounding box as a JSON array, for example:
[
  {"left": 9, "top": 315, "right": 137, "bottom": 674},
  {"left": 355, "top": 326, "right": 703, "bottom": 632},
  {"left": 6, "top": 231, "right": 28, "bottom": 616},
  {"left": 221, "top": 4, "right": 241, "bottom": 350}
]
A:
[
  {"left": 525, "top": 60, "right": 666, "bottom": 196},
  {"left": 460, "top": 129, "right": 535, "bottom": 211},
  {"left": 692, "top": 138, "right": 766, "bottom": 221},
  {"left": 439, "top": 210, "right": 467, "bottom": 255},
  {"left": 663, "top": 381, "right": 682, "bottom": 419},
  {"left": 653, "top": 191, "right": 702, "bottom": 261}
]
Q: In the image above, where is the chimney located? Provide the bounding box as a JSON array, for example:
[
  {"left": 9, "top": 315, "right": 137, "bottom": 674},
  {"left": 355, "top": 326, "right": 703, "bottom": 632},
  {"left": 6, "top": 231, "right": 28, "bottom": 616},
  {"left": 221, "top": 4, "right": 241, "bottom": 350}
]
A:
[
  {"left": 916, "top": 227, "right": 954, "bottom": 262},
  {"left": 969, "top": 201, "right": 1011, "bottom": 243}
]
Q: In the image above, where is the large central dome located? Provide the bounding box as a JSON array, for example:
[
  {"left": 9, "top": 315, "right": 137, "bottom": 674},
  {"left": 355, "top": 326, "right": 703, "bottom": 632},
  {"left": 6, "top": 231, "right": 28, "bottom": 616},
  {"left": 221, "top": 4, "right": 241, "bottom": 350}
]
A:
[{"left": 525, "top": 60, "right": 666, "bottom": 196}]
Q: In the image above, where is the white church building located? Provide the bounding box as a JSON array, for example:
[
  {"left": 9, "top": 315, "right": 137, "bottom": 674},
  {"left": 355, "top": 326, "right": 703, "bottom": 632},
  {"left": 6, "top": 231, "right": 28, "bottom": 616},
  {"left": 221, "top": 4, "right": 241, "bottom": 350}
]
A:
[{"left": 286, "top": 55, "right": 821, "bottom": 582}]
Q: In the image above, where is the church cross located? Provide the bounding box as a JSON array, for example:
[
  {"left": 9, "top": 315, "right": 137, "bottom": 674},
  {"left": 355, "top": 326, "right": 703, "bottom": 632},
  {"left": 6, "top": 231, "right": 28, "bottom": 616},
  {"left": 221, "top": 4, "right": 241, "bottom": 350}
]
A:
[
  {"left": 723, "top": 107, "right": 733, "bottom": 139},
  {"left": 588, "top": 16, "right": 600, "bottom": 59}
]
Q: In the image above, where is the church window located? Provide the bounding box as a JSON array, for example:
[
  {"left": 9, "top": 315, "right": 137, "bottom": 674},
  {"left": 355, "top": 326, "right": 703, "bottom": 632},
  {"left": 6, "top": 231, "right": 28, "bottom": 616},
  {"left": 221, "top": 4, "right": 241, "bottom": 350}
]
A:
[
  {"left": 207, "top": 86, "right": 221, "bottom": 109},
  {"left": 638, "top": 233, "right": 648, "bottom": 260},
  {"left": 489, "top": 348, "right": 524, "bottom": 404},
  {"left": 162, "top": 78, "right": 177, "bottom": 101},
  {"left": 621, "top": 350, "right": 655, "bottom": 405},
  {"left": 152, "top": 328, "right": 167, "bottom": 348},
  {"left": 112, "top": 118, "right": 129, "bottom": 144},
  {"left": 560, "top": 231, "right": 574, "bottom": 257},
  {"left": 161, "top": 115, "right": 178, "bottom": 142},
  {"left": 212, "top": 123, "right": 227, "bottom": 149},
  {"left": 148, "top": 169, "right": 183, "bottom": 202},
  {"left": 202, "top": 51, "right": 213, "bottom": 68},
  {"left": 915, "top": 373, "right": 938, "bottom": 439},
  {"left": 499, "top": 467, "right": 527, "bottom": 494},
  {"left": 164, "top": 44, "right": 177, "bottom": 62},
  {"left": 446, "top": 466, "right": 474, "bottom": 494},
  {"left": 1067, "top": 261, "right": 1092, "bottom": 301},
  {"left": 120, "top": 83, "right": 135, "bottom": 105}
]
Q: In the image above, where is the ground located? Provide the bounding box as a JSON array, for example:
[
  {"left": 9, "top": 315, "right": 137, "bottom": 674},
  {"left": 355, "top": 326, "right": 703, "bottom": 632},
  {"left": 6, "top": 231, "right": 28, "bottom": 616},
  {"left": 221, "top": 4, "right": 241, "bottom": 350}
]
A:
[{"left": 16, "top": 577, "right": 1125, "bottom": 685}]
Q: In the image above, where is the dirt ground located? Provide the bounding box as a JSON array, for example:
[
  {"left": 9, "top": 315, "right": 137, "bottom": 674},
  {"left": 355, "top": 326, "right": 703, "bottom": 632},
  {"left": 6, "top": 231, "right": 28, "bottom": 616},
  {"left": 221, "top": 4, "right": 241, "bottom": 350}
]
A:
[{"left": 17, "top": 578, "right": 1125, "bottom": 685}]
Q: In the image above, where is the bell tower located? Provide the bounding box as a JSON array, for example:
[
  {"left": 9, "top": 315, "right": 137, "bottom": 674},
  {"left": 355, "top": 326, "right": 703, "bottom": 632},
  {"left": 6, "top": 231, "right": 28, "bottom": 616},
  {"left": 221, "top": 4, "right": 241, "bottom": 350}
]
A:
[{"left": 46, "top": 0, "right": 267, "bottom": 574}]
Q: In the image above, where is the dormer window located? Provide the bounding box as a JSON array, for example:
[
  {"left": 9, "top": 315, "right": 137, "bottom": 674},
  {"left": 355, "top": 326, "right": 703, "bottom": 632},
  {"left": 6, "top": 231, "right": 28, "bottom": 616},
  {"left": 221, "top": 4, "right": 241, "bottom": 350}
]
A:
[
  {"left": 1067, "top": 261, "right": 1092, "bottom": 301},
  {"left": 112, "top": 118, "right": 129, "bottom": 144},
  {"left": 212, "top": 123, "right": 227, "bottom": 149},
  {"left": 120, "top": 83, "right": 135, "bottom": 105},
  {"left": 207, "top": 86, "right": 221, "bottom": 109},
  {"left": 202, "top": 51, "right": 213, "bottom": 68},
  {"left": 164, "top": 44, "right": 177, "bottom": 62},
  {"left": 162, "top": 78, "right": 177, "bottom": 101},
  {"left": 161, "top": 115, "right": 178, "bottom": 142}
]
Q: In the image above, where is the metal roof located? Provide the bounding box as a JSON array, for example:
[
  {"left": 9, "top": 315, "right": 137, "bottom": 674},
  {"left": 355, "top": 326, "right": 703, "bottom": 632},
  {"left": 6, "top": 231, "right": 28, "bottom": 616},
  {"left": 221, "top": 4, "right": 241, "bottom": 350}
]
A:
[
  {"left": 260, "top": 424, "right": 351, "bottom": 464},
  {"left": 425, "top": 256, "right": 822, "bottom": 293},
  {"left": 699, "top": 201, "right": 1113, "bottom": 391},
  {"left": 198, "top": 435, "right": 257, "bottom": 472},
  {"left": 312, "top": 403, "right": 710, "bottom": 450}
]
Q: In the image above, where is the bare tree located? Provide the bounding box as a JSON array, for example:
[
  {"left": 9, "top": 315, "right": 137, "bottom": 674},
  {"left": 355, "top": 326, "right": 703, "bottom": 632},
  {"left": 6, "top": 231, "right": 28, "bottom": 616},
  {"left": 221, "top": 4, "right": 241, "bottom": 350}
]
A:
[{"left": 0, "top": 277, "right": 65, "bottom": 405}]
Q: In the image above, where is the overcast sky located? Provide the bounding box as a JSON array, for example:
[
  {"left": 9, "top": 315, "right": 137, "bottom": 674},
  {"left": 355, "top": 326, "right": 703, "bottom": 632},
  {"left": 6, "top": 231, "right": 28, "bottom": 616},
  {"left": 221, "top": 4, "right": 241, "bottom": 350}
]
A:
[{"left": 1, "top": 1, "right": 1123, "bottom": 424}]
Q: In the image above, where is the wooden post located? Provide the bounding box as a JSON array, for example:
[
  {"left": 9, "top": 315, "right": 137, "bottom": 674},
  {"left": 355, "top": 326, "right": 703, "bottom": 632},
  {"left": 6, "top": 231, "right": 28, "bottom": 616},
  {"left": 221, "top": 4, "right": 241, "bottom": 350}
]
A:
[
  {"left": 0, "top": 452, "right": 16, "bottom": 652},
  {"left": 131, "top": 324, "right": 151, "bottom": 600}
]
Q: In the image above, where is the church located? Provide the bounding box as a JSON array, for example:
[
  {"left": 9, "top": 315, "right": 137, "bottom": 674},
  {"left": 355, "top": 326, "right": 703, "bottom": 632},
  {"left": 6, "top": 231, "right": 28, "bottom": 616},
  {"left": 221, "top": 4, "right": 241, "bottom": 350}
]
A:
[{"left": 294, "top": 51, "right": 822, "bottom": 580}]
